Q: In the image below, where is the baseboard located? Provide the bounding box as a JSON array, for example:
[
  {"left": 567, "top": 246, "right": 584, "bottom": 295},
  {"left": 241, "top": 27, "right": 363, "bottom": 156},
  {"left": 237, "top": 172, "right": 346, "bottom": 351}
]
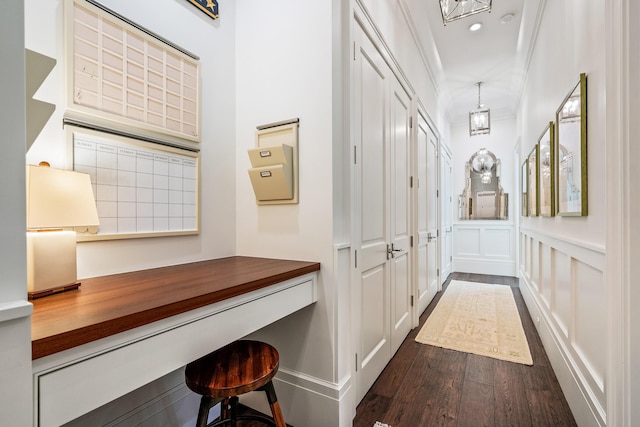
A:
[
  {"left": 241, "top": 368, "right": 353, "bottom": 426},
  {"left": 63, "top": 366, "right": 352, "bottom": 426},
  {"left": 519, "top": 274, "right": 605, "bottom": 427},
  {"left": 453, "top": 257, "right": 516, "bottom": 276}
]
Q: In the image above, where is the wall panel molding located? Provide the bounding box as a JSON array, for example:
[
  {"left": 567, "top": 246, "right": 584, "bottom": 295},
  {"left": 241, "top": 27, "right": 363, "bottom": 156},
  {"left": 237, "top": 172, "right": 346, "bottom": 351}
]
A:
[
  {"left": 454, "top": 223, "right": 516, "bottom": 276},
  {"left": 519, "top": 229, "right": 606, "bottom": 426}
]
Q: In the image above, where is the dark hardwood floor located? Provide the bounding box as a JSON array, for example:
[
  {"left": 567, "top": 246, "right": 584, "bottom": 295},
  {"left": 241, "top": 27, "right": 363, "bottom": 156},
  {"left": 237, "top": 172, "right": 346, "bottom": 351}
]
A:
[{"left": 353, "top": 272, "right": 577, "bottom": 427}]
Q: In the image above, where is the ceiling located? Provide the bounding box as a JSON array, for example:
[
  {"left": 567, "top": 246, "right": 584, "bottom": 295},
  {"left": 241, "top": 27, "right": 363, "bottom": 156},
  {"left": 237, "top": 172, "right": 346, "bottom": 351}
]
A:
[{"left": 404, "top": 0, "right": 545, "bottom": 126}]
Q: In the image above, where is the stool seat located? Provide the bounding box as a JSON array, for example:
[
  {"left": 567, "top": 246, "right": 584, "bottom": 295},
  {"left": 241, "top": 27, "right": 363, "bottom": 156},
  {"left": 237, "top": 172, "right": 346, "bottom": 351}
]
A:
[{"left": 185, "top": 340, "right": 286, "bottom": 427}]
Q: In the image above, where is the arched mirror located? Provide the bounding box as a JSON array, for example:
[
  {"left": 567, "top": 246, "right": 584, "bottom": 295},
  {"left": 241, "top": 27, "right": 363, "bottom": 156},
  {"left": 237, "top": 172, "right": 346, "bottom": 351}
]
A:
[{"left": 458, "top": 148, "right": 508, "bottom": 220}]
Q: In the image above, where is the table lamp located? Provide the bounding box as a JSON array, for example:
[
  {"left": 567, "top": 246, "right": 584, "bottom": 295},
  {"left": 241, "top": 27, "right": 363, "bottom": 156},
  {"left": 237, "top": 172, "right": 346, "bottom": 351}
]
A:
[{"left": 26, "top": 163, "right": 100, "bottom": 299}]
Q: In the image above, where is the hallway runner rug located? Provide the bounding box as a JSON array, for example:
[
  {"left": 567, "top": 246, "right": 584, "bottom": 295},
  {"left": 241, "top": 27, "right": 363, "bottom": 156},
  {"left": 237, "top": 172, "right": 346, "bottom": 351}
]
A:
[{"left": 415, "top": 280, "right": 533, "bottom": 365}]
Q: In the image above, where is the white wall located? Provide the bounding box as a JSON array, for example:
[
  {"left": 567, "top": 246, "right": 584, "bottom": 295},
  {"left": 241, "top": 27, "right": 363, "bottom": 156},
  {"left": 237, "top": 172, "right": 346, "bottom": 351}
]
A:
[
  {"left": 450, "top": 118, "right": 517, "bottom": 276},
  {"left": 0, "top": 3, "right": 33, "bottom": 425},
  {"left": 25, "top": 0, "right": 238, "bottom": 278},
  {"left": 23, "top": 0, "right": 238, "bottom": 424},
  {"left": 451, "top": 118, "right": 516, "bottom": 219},
  {"left": 233, "top": 2, "right": 343, "bottom": 425},
  {"left": 517, "top": 1, "right": 607, "bottom": 425},
  {"left": 235, "top": 0, "right": 335, "bottom": 373},
  {"left": 235, "top": 1, "right": 450, "bottom": 425}
]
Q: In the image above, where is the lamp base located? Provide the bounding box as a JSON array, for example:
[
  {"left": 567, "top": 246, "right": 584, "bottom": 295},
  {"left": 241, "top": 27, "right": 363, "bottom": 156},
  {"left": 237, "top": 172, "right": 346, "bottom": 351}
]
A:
[
  {"left": 27, "top": 229, "right": 80, "bottom": 299},
  {"left": 28, "top": 282, "right": 81, "bottom": 300}
]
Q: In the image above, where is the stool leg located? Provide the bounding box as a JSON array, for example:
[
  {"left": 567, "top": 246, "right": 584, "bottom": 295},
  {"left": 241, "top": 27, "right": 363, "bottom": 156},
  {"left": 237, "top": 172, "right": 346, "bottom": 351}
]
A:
[
  {"left": 229, "top": 396, "right": 239, "bottom": 427},
  {"left": 262, "top": 381, "right": 286, "bottom": 427},
  {"left": 220, "top": 397, "right": 231, "bottom": 421},
  {"left": 195, "top": 395, "right": 215, "bottom": 427}
]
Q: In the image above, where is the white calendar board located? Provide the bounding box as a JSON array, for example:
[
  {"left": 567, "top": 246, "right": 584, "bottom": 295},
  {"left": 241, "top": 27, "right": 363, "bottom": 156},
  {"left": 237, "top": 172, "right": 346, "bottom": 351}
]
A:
[{"left": 68, "top": 127, "right": 199, "bottom": 240}]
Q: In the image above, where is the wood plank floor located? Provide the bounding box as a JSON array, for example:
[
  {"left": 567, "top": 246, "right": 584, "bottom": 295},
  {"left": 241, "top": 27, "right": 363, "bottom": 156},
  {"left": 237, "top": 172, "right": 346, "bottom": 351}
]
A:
[{"left": 353, "top": 272, "right": 577, "bottom": 427}]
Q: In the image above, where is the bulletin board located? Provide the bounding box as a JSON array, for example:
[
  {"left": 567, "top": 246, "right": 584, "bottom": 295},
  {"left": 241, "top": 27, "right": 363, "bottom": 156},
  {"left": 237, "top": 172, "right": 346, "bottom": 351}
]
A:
[
  {"left": 67, "top": 126, "right": 200, "bottom": 241},
  {"left": 65, "top": 0, "right": 201, "bottom": 150}
]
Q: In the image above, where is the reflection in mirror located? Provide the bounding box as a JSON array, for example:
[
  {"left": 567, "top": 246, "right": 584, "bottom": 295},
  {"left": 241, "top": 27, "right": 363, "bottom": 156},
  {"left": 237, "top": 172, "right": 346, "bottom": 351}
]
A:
[
  {"left": 458, "top": 149, "right": 508, "bottom": 220},
  {"left": 556, "top": 73, "right": 587, "bottom": 216},
  {"left": 528, "top": 145, "right": 538, "bottom": 216},
  {"left": 538, "top": 123, "right": 554, "bottom": 216},
  {"left": 521, "top": 160, "right": 528, "bottom": 216}
]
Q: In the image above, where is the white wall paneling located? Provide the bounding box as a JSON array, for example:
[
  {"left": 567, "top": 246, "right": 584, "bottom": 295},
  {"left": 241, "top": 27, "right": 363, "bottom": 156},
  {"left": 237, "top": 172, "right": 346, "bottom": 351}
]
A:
[
  {"left": 0, "top": 1, "right": 33, "bottom": 424},
  {"left": 453, "top": 223, "right": 516, "bottom": 276},
  {"left": 519, "top": 227, "right": 605, "bottom": 427}
]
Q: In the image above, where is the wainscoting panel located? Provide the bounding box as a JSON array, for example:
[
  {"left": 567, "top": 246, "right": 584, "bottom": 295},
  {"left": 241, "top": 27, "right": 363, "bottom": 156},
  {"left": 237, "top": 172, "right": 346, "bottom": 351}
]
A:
[
  {"left": 573, "top": 261, "right": 606, "bottom": 396},
  {"left": 540, "top": 244, "right": 552, "bottom": 309},
  {"left": 553, "top": 249, "right": 571, "bottom": 339},
  {"left": 519, "top": 227, "right": 606, "bottom": 427},
  {"left": 455, "top": 227, "right": 481, "bottom": 255},
  {"left": 453, "top": 223, "right": 515, "bottom": 276},
  {"left": 531, "top": 237, "right": 540, "bottom": 287},
  {"left": 484, "top": 228, "right": 511, "bottom": 257}
]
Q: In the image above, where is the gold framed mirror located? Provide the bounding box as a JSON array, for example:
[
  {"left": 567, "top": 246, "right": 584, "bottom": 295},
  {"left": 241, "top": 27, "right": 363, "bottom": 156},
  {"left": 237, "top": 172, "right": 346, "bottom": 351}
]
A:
[
  {"left": 538, "top": 122, "right": 555, "bottom": 217},
  {"left": 556, "top": 73, "right": 587, "bottom": 216},
  {"left": 527, "top": 144, "right": 539, "bottom": 217}
]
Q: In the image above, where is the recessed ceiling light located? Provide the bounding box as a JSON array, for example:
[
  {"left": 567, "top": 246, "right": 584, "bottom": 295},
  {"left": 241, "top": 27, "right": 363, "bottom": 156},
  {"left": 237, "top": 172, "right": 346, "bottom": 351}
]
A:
[
  {"left": 469, "top": 22, "right": 483, "bottom": 32},
  {"left": 500, "top": 13, "right": 515, "bottom": 24}
]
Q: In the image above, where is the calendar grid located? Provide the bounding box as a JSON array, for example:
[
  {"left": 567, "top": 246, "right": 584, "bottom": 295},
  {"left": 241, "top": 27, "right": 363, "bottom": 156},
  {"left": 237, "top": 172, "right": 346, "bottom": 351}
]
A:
[{"left": 73, "top": 130, "right": 198, "bottom": 238}]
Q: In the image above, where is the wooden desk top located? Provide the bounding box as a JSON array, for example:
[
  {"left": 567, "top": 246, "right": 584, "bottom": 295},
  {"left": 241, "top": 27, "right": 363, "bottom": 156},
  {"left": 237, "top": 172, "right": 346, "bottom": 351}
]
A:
[{"left": 31, "top": 256, "right": 320, "bottom": 360}]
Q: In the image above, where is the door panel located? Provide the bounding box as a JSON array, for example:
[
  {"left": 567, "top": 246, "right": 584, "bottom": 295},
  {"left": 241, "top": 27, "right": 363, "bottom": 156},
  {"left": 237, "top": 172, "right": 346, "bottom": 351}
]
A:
[
  {"left": 389, "top": 79, "right": 412, "bottom": 353},
  {"left": 361, "top": 266, "right": 386, "bottom": 361},
  {"left": 354, "top": 26, "right": 391, "bottom": 404},
  {"left": 441, "top": 150, "right": 453, "bottom": 280},
  {"left": 416, "top": 113, "right": 438, "bottom": 314},
  {"left": 353, "top": 24, "right": 413, "bottom": 404},
  {"left": 426, "top": 122, "right": 439, "bottom": 304}
]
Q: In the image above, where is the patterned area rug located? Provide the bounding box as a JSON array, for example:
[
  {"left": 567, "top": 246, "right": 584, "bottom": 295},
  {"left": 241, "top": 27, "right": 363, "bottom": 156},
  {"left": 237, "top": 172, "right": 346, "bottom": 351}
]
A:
[{"left": 415, "top": 280, "right": 533, "bottom": 365}]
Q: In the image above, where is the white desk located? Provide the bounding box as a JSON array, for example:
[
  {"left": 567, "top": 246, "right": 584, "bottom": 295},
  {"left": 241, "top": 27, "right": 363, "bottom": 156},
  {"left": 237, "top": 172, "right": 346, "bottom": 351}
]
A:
[{"left": 31, "top": 257, "right": 319, "bottom": 427}]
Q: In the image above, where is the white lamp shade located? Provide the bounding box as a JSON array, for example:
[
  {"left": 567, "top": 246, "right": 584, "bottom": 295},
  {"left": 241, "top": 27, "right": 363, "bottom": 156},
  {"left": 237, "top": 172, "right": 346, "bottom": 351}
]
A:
[{"left": 26, "top": 165, "right": 99, "bottom": 229}]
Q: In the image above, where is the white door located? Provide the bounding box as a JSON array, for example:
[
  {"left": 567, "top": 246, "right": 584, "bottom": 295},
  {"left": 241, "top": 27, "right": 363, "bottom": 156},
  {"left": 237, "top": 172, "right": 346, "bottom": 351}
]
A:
[
  {"left": 352, "top": 24, "right": 412, "bottom": 403},
  {"left": 389, "top": 76, "right": 412, "bottom": 354},
  {"left": 415, "top": 112, "right": 439, "bottom": 315},
  {"left": 426, "top": 121, "right": 439, "bottom": 304},
  {"left": 440, "top": 148, "right": 453, "bottom": 281}
]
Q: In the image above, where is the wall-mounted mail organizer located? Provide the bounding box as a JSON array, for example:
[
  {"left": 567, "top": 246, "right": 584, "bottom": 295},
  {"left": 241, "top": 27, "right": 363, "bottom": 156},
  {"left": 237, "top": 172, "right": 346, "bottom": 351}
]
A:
[{"left": 248, "top": 118, "right": 299, "bottom": 205}]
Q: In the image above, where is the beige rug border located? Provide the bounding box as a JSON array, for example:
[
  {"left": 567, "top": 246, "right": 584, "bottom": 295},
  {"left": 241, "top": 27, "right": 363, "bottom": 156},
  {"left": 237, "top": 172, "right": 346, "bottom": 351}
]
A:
[{"left": 415, "top": 280, "right": 533, "bottom": 365}]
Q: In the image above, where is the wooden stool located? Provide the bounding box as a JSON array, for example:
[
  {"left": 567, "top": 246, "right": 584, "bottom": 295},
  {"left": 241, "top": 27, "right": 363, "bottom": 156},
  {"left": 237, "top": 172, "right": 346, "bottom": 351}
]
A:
[{"left": 185, "top": 340, "right": 286, "bottom": 427}]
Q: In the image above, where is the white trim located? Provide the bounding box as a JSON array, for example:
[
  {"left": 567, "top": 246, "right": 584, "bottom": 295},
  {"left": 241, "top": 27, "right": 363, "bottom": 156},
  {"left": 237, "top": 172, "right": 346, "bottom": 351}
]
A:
[
  {"left": 453, "top": 258, "right": 516, "bottom": 277},
  {"left": 520, "top": 226, "right": 605, "bottom": 269},
  {"left": 605, "top": 0, "right": 632, "bottom": 425},
  {"left": 0, "top": 300, "right": 32, "bottom": 323},
  {"left": 519, "top": 275, "right": 604, "bottom": 427},
  {"left": 241, "top": 370, "right": 352, "bottom": 426},
  {"left": 352, "top": 1, "right": 415, "bottom": 99}
]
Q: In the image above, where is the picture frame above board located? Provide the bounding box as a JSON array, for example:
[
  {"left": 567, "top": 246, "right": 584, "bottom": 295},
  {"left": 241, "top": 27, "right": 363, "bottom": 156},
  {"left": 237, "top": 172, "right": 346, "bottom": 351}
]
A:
[
  {"left": 556, "top": 73, "right": 587, "bottom": 216},
  {"left": 521, "top": 160, "right": 528, "bottom": 217},
  {"left": 538, "top": 122, "right": 555, "bottom": 217},
  {"left": 527, "top": 144, "right": 539, "bottom": 217}
]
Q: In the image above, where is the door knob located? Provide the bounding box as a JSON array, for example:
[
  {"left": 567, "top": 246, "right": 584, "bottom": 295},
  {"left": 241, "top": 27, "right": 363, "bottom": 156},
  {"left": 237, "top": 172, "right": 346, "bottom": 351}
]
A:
[{"left": 387, "top": 244, "right": 403, "bottom": 259}]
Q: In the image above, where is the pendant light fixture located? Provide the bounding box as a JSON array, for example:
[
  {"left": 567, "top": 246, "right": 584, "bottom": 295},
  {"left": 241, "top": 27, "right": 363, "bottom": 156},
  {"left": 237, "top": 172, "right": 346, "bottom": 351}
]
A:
[
  {"left": 469, "top": 82, "right": 490, "bottom": 136},
  {"left": 440, "top": 0, "right": 492, "bottom": 25}
]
